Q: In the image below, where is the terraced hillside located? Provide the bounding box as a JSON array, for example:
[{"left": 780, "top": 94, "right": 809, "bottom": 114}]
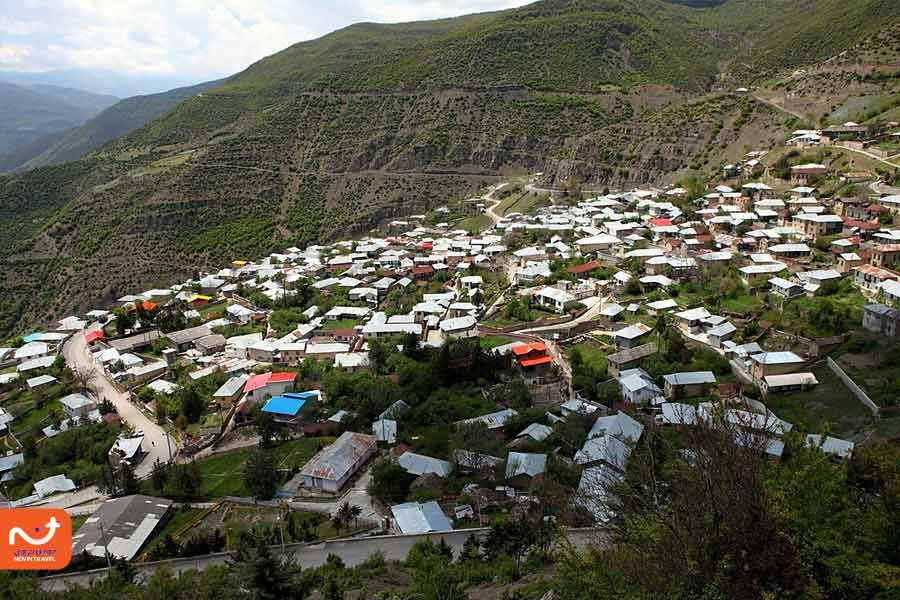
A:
[{"left": 0, "top": 0, "right": 898, "bottom": 336}]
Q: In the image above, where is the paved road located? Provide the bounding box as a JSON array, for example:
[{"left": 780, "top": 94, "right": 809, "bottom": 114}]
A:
[
  {"left": 40, "top": 527, "right": 606, "bottom": 591},
  {"left": 63, "top": 325, "right": 172, "bottom": 477}
]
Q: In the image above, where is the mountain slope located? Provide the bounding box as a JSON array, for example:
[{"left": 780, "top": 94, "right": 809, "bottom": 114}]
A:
[
  {"left": 1, "top": 80, "right": 221, "bottom": 172},
  {"left": 0, "top": 82, "right": 117, "bottom": 156},
  {"left": 0, "top": 0, "right": 898, "bottom": 337}
]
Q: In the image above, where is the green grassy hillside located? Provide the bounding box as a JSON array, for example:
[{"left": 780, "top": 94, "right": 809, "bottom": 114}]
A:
[{"left": 0, "top": 0, "right": 897, "bottom": 336}]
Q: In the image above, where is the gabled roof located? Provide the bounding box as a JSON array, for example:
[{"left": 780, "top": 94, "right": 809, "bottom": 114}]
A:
[
  {"left": 244, "top": 371, "right": 297, "bottom": 393},
  {"left": 391, "top": 501, "right": 453, "bottom": 534},
  {"left": 505, "top": 452, "right": 547, "bottom": 478}
]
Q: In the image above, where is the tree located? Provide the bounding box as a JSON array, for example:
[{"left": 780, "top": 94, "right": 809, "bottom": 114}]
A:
[
  {"left": 99, "top": 462, "right": 140, "bottom": 497},
  {"left": 245, "top": 450, "right": 280, "bottom": 500},
  {"left": 150, "top": 458, "right": 169, "bottom": 494},
  {"left": 237, "top": 539, "right": 304, "bottom": 600},
  {"left": 178, "top": 386, "right": 204, "bottom": 423},
  {"left": 367, "top": 457, "right": 414, "bottom": 504},
  {"left": 169, "top": 462, "right": 204, "bottom": 500},
  {"left": 368, "top": 338, "right": 388, "bottom": 374},
  {"left": 256, "top": 412, "right": 279, "bottom": 449},
  {"left": 113, "top": 307, "right": 136, "bottom": 335}
]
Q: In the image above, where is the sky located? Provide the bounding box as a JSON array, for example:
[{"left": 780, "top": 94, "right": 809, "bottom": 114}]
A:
[{"left": 0, "top": 1, "right": 532, "bottom": 94}]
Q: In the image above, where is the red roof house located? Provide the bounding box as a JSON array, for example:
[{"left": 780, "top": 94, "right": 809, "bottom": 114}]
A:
[
  {"left": 84, "top": 330, "right": 105, "bottom": 345},
  {"left": 244, "top": 371, "right": 297, "bottom": 401},
  {"left": 512, "top": 342, "right": 553, "bottom": 369}
]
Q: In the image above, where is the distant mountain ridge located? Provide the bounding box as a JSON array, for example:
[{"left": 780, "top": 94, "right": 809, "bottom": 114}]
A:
[
  {"left": 0, "top": 80, "right": 222, "bottom": 172},
  {"left": 0, "top": 81, "right": 117, "bottom": 156}
]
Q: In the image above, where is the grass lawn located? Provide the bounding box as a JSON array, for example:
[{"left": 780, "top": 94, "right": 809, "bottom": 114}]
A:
[
  {"left": 193, "top": 437, "right": 334, "bottom": 498},
  {"left": 763, "top": 363, "right": 874, "bottom": 439},
  {"left": 199, "top": 301, "right": 227, "bottom": 319},
  {"left": 456, "top": 213, "right": 492, "bottom": 233},
  {"left": 721, "top": 293, "right": 762, "bottom": 313},
  {"left": 322, "top": 318, "right": 359, "bottom": 331},
  {"left": 71, "top": 515, "right": 88, "bottom": 533},
  {"left": 139, "top": 505, "right": 205, "bottom": 557},
  {"left": 479, "top": 335, "right": 517, "bottom": 350},
  {"left": 568, "top": 341, "right": 609, "bottom": 374},
  {"left": 9, "top": 398, "right": 61, "bottom": 437}
]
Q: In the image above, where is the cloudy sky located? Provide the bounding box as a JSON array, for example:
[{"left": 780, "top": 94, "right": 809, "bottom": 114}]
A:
[{"left": 0, "top": 1, "right": 531, "bottom": 94}]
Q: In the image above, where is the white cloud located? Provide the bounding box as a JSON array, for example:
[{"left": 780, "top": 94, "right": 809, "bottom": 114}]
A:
[{"left": 0, "top": 0, "right": 532, "bottom": 82}]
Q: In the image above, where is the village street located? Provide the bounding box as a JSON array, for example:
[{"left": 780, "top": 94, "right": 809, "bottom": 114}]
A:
[{"left": 63, "top": 325, "right": 172, "bottom": 476}]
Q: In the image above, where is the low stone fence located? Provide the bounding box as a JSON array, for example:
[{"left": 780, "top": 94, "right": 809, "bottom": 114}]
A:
[{"left": 827, "top": 357, "right": 879, "bottom": 416}]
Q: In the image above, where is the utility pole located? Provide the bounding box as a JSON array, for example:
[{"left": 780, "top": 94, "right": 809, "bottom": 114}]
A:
[
  {"left": 98, "top": 520, "right": 112, "bottom": 569},
  {"left": 165, "top": 431, "right": 173, "bottom": 463}
]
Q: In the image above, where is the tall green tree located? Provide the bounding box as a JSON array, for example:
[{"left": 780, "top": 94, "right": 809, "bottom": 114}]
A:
[{"left": 245, "top": 450, "right": 280, "bottom": 500}]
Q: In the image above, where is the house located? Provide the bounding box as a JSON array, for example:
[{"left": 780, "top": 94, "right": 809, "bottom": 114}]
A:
[
  {"left": 459, "top": 408, "right": 519, "bottom": 433},
  {"left": 108, "top": 330, "right": 164, "bottom": 353},
  {"left": 767, "top": 243, "right": 811, "bottom": 258},
  {"left": 853, "top": 264, "right": 898, "bottom": 293},
  {"left": 511, "top": 342, "right": 553, "bottom": 381},
  {"left": 659, "top": 403, "right": 698, "bottom": 426},
  {"left": 567, "top": 260, "right": 603, "bottom": 278},
  {"left": 164, "top": 325, "right": 214, "bottom": 351},
  {"left": 14, "top": 341, "right": 50, "bottom": 363},
  {"left": 871, "top": 244, "right": 900, "bottom": 269},
  {"left": 533, "top": 286, "right": 576, "bottom": 314},
  {"left": 439, "top": 315, "right": 478, "bottom": 339},
  {"left": 837, "top": 252, "right": 864, "bottom": 273},
  {"left": 34, "top": 474, "right": 76, "bottom": 498},
  {"left": 790, "top": 163, "right": 829, "bottom": 185},
  {"left": 805, "top": 434, "right": 854, "bottom": 460},
  {"left": 244, "top": 371, "right": 297, "bottom": 402},
  {"left": 761, "top": 372, "right": 819, "bottom": 396},
  {"left": 769, "top": 277, "right": 805, "bottom": 299},
  {"left": 707, "top": 322, "right": 737, "bottom": 348},
  {"left": 505, "top": 452, "right": 547, "bottom": 489},
  {"left": 261, "top": 395, "right": 309, "bottom": 426},
  {"left": 575, "top": 464, "right": 624, "bottom": 523},
  {"left": 124, "top": 361, "right": 167, "bottom": 386},
  {"left": 72, "top": 495, "right": 173, "bottom": 561},
  {"left": 614, "top": 323, "right": 652, "bottom": 349},
  {"left": 59, "top": 393, "right": 96, "bottom": 419},
  {"left": 791, "top": 214, "right": 843, "bottom": 239},
  {"left": 299, "top": 432, "right": 378, "bottom": 493},
  {"left": 863, "top": 303, "right": 900, "bottom": 337},
  {"left": 397, "top": 451, "right": 451, "bottom": 478},
  {"left": 334, "top": 352, "right": 371, "bottom": 372},
  {"left": 194, "top": 334, "right": 226, "bottom": 355},
  {"left": 607, "top": 343, "right": 657, "bottom": 380},
  {"left": 372, "top": 419, "right": 397, "bottom": 444},
  {"left": 662, "top": 371, "right": 716, "bottom": 399},
  {"left": 108, "top": 434, "right": 144, "bottom": 467},
  {"left": 750, "top": 352, "right": 805, "bottom": 381},
  {"left": 576, "top": 233, "right": 621, "bottom": 254},
  {"left": 453, "top": 449, "right": 503, "bottom": 473},
  {"left": 517, "top": 422, "right": 553, "bottom": 442},
  {"left": 213, "top": 375, "right": 248, "bottom": 406},
  {"left": 619, "top": 370, "right": 662, "bottom": 406},
  {"left": 459, "top": 275, "right": 484, "bottom": 290},
  {"left": 391, "top": 501, "right": 453, "bottom": 534},
  {"left": 674, "top": 307, "right": 712, "bottom": 333}
]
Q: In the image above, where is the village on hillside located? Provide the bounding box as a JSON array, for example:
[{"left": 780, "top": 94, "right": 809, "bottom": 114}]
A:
[{"left": 2, "top": 115, "right": 900, "bottom": 570}]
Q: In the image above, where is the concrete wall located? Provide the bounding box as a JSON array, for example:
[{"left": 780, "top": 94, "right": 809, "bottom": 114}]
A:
[{"left": 827, "top": 357, "right": 879, "bottom": 416}]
